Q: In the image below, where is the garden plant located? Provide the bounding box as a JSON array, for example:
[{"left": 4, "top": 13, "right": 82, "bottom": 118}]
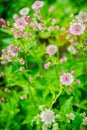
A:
[{"left": 0, "top": 0, "right": 87, "bottom": 130}]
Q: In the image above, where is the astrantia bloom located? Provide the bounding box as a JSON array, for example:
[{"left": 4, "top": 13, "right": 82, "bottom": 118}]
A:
[
  {"left": 7, "top": 45, "right": 20, "bottom": 56},
  {"left": 44, "top": 62, "right": 51, "bottom": 69},
  {"left": 32, "top": 1, "right": 44, "bottom": 10},
  {"left": 40, "top": 109, "right": 55, "bottom": 124},
  {"left": 60, "top": 73, "right": 74, "bottom": 86},
  {"left": 20, "top": 7, "right": 30, "bottom": 16},
  {"left": 69, "top": 22, "right": 85, "bottom": 35},
  {"left": 60, "top": 56, "right": 67, "bottom": 63},
  {"left": 14, "top": 17, "right": 27, "bottom": 30},
  {"left": 46, "top": 44, "right": 57, "bottom": 56},
  {"left": 77, "top": 11, "right": 87, "bottom": 22}
]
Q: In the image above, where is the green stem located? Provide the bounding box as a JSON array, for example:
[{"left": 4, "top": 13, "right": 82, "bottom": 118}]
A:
[{"left": 50, "top": 85, "right": 63, "bottom": 109}]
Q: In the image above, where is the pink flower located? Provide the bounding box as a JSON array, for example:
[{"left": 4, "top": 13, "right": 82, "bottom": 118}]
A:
[
  {"left": 69, "top": 22, "right": 85, "bottom": 35},
  {"left": 76, "top": 79, "right": 80, "bottom": 84},
  {"left": 71, "top": 70, "right": 75, "bottom": 75},
  {"left": 60, "top": 73, "right": 74, "bottom": 86},
  {"left": 0, "top": 18, "right": 5, "bottom": 25},
  {"left": 14, "top": 17, "right": 27, "bottom": 30},
  {"left": 52, "top": 18, "right": 56, "bottom": 25},
  {"left": 46, "top": 44, "right": 57, "bottom": 56},
  {"left": 60, "top": 56, "right": 67, "bottom": 63},
  {"left": 24, "top": 16, "right": 31, "bottom": 22},
  {"left": 38, "top": 23, "right": 45, "bottom": 31},
  {"left": 19, "top": 7, "right": 30, "bottom": 16},
  {"left": 11, "top": 28, "right": 24, "bottom": 38},
  {"left": 49, "top": 6, "right": 55, "bottom": 12},
  {"left": 2, "top": 25, "right": 6, "bottom": 29},
  {"left": 44, "top": 62, "right": 51, "bottom": 69},
  {"left": 7, "top": 45, "right": 20, "bottom": 56},
  {"left": 32, "top": 1, "right": 44, "bottom": 11}
]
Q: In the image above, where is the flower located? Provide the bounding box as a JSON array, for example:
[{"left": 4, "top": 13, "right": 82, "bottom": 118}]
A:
[
  {"left": 76, "top": 79, "right": 80, "bottom": 84},
  {"left": 13, "top": 14, "right": 19, "bottom": 20},
  {"left": 49, "top": 6, "right": 55, "bottom": 12},
  {"left": 77, "top": 11, "right": 87, "bottom": 22},
  {"left": 19, "top": 58, "right": 25, "bottom": 65},
  {"left": 14, "top": 17, "right": 27, "bottom": 30},
  {"left": 66, "top": 113, "right": 75, "bottom": 120},
  {"left": 7, "top": 45, "right": 20, "bottom": 56},
  {"left": 82, "top": 117, "right": 87, "bottom": 125},
  {"left": 40, "top": 109, "right": 55, "bottom": 124},
  {"left": 19, "top": 7, "right": 30, "bottom": 16},
  {"left": 19, "top": 66, "right": 25, "bottom": 72},
  {"left": 46, "top": 44, "right": 57, "bottom": 56},
  {"left": 44, "top": 62, "right": 51, "bottom": 69},
  {"left": 67, "top": 45, "right": 77, "bottom": 55},
  {"left": 32, "top": 1, "right": 44, "bottom": 11},
  {"left": 0, "top": 18, "right": 5, "bottom": 25},
  {"left": 52, "top": 18, "right": 56, "bottom": 25},
  {"left": 69, "top": 22, "right": 85, "bottom": 35},
  {"left": 60, "top": 73, "right": 74, "bottom": 86},
  {"left": 60, "top": 56, "right": 67, "bottom": 63}
]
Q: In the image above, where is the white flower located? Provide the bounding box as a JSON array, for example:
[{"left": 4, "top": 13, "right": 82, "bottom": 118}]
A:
[
  {"left": 67, "top": 45, "right": 77, "bottom": 55},
  {"left": 77, "top": 11, "right": 87, "bottom": 22},
  {"left": 20, "top": 7, "right": 30, "bottom": 16},
  {"left": 82, "top": 117, "right": 87, "bottom": 125},
  {"left": 66, "top": 113, "right": 75, "bottom": 120},
  {"left": 40, "top": 109, "right": 55, "bottom": 124}
]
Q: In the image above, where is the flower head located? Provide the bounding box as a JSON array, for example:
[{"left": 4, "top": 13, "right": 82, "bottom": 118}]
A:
[
  {"left": 46, "top": 44, "right": 57, "bottom": 56},
  {"left": 7, "top": 45, "right": 20, "bottom": 56},
  {"left": 60, "top": 56, "right": 67, "bottom": 63},
  {"left": 40, "top": 109, "right": 55, "bottom": 124},
  {"left": 82, "top": 117, "right": 87, "bottom": 125},
  {"left": 32, "top": 1, "right": 44, "bottom": 11},
  {"left": 66, "top": 113, "right": 75, "bottom": 120},
  {"left": 49, "top": 6, "right": 55, "bottom": 12},
  {"left": 20, "top": 7, "right": 30, "bottom": 16},
  {"left": 60, "top": 72, "right": 74, "bottom": 86},
  {"left": 77, "top": 11, "right": 87, "bottom": 22},
  {"left": 69, "top": 22, "right": 85, "bottom": 35},
  {"left": 0, "top": 18, "right": 5, "bottom": 25},
  {"left": 44, "top": 62, "right": 51, "bottom": 69},
  {"left": 14, "top": 17, "right": 27, "bottom": 30}
]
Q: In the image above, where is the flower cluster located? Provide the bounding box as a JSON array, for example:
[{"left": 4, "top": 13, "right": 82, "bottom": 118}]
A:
[{"left": 1, "top": 45, "right": 20, "bottom": 64}]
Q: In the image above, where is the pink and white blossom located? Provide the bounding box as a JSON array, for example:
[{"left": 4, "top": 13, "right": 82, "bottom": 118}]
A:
[
  {"left": 14, "top": 17, "right": 27, "bottom": 30},
  {"left": 49, "top": 6, "right": 55, "bottom": 12},
  {"left": 46, "top": 44, "right": 57, "bottom": 56},
  {"left": 77, "top": 11, "right": 87, "bottom": 22},
  {"left": 20, "top": 7, "right": 30, "bottom": 16},
  {"left": 32, "top": 1, "right": 44, "bottom": 11},
  {"left": 60, "top": 72, "right": 74, "bottom": 86},
  {"left": 69, "top": 22, "right": 85, "bottom": 35},
  {"left": 44, "top": 62, "right": 51, "bottom": 69},
  {"left": 60, "top": 56, "right": 67, "bottom": 63}
]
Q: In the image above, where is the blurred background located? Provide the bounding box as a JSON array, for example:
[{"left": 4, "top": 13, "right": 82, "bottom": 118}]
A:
[{"left": 0, "top": 0, "right": 87, "bottom": 19}]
